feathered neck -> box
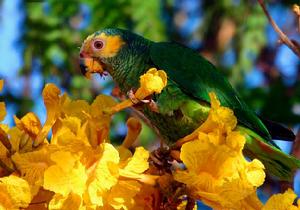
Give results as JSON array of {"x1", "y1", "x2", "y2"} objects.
[{"x1": 105, "y1": 35, "x2": 152, "y2": 93}]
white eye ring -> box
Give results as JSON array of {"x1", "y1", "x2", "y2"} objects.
[{"x1": 92, "y1": 39, "x2": 104, "y2": 50}]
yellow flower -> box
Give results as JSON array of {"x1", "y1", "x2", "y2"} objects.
[
  {"x1": 176, "y1": 92, "x2": 237, "y2": 146},
  {"x1": 107, "y1": 180, "x2": 141, "y2": 210},
  {"x1": 199, "y1": 92, "x2": 237, "y2": 135},
  {"x1": 34, "y1": 83, "x2": 65, "y2": 146},
  {"x1": 59, "y1": 94, "x2": 116, "y2": 147},
  {"x1": 1, "y1": 81, "x2": 279, "y2": 210},
  {"x1": 43, "y1": 151, "x2": 87, "y2": 197},
  {"x1": 48, "y1": 193, "x2": 82, "y2": 210},
  {"x1": 61, "y1": 96, "x2": 90, "y2": 120},
  {"x1": 8, "y1": 127, "x2": 33, "y2": 153},
  {"x1": 84, "y1": 144, "x2": 153, "y2": 209},
  {"x1": 0, "y1": 184, "x2": 14, "y2": 210},
  {"x1": 33, "y1": 83, "x2": 116, "y2": 148},
  {"x1": 14, "y1": 112, "x2": 42, "y2": 140},
  {"x1": 262, "y1": 188, "x2": 300, "y2": 210},
  {"x1": 0, "y1": 80, "x2": 3, "y2": 91},
  {"x1": 85, "y1": 143, "x2": 120, "y2": 207},
  {"x1": 120, "y1": 147, "x2": 157, "y2": 185},
  {"x1": 0, "y1": 102, "x2": 5, "y2": 123},
  {"x1": 174, "y1": 93, "x2": 265, "y2": 210},
  {"x1": 120, "y1": 117, "x2": 142, "y2": 151},
  {"x1": 85, "y1": 95, "x2": 116, "y2": 146},
  {"x1": 135, "y1": 68, "x2": 167, "y2": 100},
  {"x1": 11, "y1": 147, "x2": 52, "y2": 196},
  {"x1": 0, "y1": 175, "x2": 32, "y2": 209},
  {"x1": 50, "y1": 116, "x2": 90, "y2": 151},
  {"x1": 104, "y1": 68, "x2": 167, "y2": 115},
  {"x1": 0, "y1": 81, "x2": 158, "y2": 209}
]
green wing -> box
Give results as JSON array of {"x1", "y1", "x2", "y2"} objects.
[{"x1": 150, "y1": 42, "x2": 271, "y2": 141}]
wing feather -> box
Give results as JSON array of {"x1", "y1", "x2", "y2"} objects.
[{"x1": 150, "y1": 42, "x2": 271, "y2": 141}]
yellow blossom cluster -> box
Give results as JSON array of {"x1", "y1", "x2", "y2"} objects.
[
  {"x1": 174, "y1": 93, "x2": 265, "y2": 209},
  {"x1": 0, "y1": 77, "x2": 158, "y2": 209},
  {"x1": 263, "y1": 188, "x2": 300, "y2": 210},
  {"x1": 0, "y1": 68, "x2": 299, "y2": 210},
  {"x1": 173, "y1": 93, "x2": 300, "y2": 210}
]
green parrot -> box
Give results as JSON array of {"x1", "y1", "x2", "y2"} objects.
[{"x1": 79, "y1": 28, "x2": 299, "y2": 181}]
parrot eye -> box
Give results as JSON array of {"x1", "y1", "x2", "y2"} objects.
[{"x1": 92, "y1": 40, "x2": 104, "y2": 50}]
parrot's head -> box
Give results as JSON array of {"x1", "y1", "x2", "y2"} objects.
[{"x1": 79, "y1": 28, "x2": 149, "y2": 79}]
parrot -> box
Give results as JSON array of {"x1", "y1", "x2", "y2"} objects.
[{"x1": 79, "y1": 28, "x2": 299, "y2": 181}]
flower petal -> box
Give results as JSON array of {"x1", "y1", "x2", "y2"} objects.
[
  {"x1": 0, "y1": 175, "x2": 31, "y2": 208},
  {"x1": 263, "y1": 188, "x2": 299, "y2": 210},
  {"x1": 43, "y1": 152, "x2": 87, "y2": 196},
  {"x1": 49, "y1": 193, "x2": 82, "y2": 210}
]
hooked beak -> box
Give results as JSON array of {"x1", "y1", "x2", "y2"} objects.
[{"x1": 79, "y1": 54, "x2": 107, "y2": 78}]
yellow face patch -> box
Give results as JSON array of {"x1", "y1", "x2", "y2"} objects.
[{"x1": 83, "y1": 33, "x2": 125, "y2": 58}]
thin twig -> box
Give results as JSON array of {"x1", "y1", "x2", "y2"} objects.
[{"x1": 258, "y1": 0, "x2": 300, "y2": 58}]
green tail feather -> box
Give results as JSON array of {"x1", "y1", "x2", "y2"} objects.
[{"x1": 238, "y1": 126, "x2": 300, "y2": 181}]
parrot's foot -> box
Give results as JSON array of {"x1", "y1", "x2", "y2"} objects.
[
  {"x1": 128, "y1": 89, "x2": 151, "y2": 104},
  {"x1": 128, "y1": 89, "x2": 140, "y2": 104},
  {"x1": 128, "y1": 89, "x2": 159, "y2": 113}
]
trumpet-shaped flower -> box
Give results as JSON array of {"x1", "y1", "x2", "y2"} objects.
[
  {"x1": 11, "y1": 147, "x2": 52, "y2": 196},
  {"x1": 84, "y1": 144, "x2": 153, "y2": 209},
  {"x1": 262, "y1": 188, "x2": 300, "y2": 210},
  {"x1": 14, "y1": 112, "x2": 42, "y2": 140},
  {"x1": 43, "y1": 151, "x2": 87, "y2": 196},
  {"x1": 48, "y1": 193, "x2": 82, "y2": 210},
  {"x1": 135, "y1": 68, "x2": 168, "y2": 99},
  {"x1": 106, "y1": 68, "x2": 167, "y2": 115},
  {"x1": 34, "y1": 84, "x2": 64, "y2": 146},
  {"x1": 1, "y1": 82, "x2": 153, "y2": 209},
  {"x1": 0, "y1": 74, "x2": 295, "y2": 210},
  {"x1": 174, "y1": 93, "x2": 265, "y2": 210},
  {"x1": 0, "y1": 175, "x2": 31, "y2": 209}
]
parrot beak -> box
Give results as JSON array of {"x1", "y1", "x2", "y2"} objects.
[{"x1": 79, "y1": 57, "x2": 107, "y2": 79}]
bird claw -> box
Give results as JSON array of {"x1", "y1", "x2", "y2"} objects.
[
  {"x1": 127, "y1": 89, "x2": 159, "y2": 112},
  {"x1": 127, "y1": 89, "x2": 140, "y2": 104}
]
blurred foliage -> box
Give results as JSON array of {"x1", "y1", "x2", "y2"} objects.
[
  {"x1": 3, "y1": 0, "x2": 300, "y2": 144},
  {"x1": 23, "y1": 0, "x2": 166, "y2": 101},
  {"x1": 196, "y1": 1, "x2": 267, "y2": 86}
]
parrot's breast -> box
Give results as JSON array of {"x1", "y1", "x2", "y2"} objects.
[{"x1": 141, "y1": 106, "x2": 203, "y2": 143}]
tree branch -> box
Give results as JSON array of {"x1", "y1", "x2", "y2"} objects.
[{"x1": 258, "y1": 0, "x2": 300, "y2": 58}]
